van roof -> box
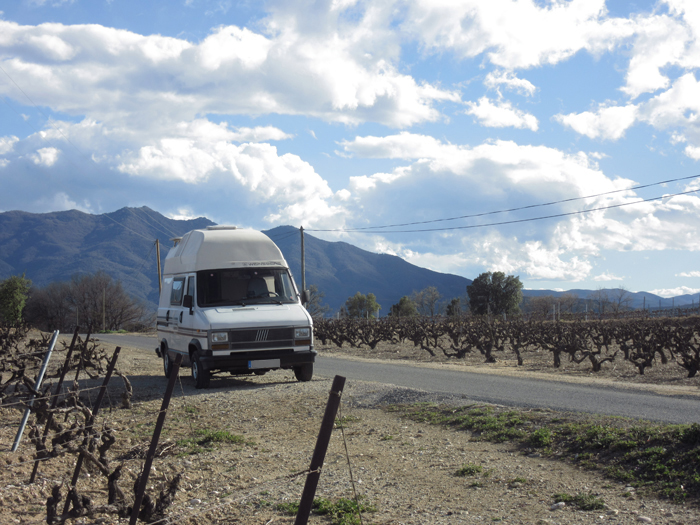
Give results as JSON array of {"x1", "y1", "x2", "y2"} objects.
[{"x1": 163, "y1": 227, "x2": 288, "y2": 275}]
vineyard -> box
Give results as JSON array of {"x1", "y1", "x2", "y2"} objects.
[{"x1": 314, "y1": 314, "x2": 700, "y2": 378}]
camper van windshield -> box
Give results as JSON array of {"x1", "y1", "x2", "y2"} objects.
[{"x1": 197, "y1": 268, "x2": 298, "y2": 306}]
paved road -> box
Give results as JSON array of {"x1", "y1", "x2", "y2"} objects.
[{"x1": 95, "y1": 333, "x2": 700, "y2": 424}]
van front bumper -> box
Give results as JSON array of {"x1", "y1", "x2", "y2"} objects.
[{"x1": 200, "y1": 348, "x2": 316, "y2": 373}]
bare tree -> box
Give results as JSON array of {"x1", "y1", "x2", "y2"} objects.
[
  {"x1": 411, "y1": 286, "x2": 442, "y2": 317},
  {"x1": 525, "y1": 295, "x2": 556, "y2": 318},
  {"x1": 609, "y1": 287, "x2": 633, "y2": 316},
  {"x1": 589, "y1": 289, "x2": 611, "y2": 316},
  {"x1": 559, "y1": 293, "x2": 580, "y2": 314},
  {"x1": 27, "y1": 271, "x2": 150, "y2": 332}
]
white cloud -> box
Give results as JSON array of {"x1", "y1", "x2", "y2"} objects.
[
  {"x1": 0, "y1": 159, "x2": 9, "y2": 168},
  {"x1": 167, "y1": 207, "x2": 198, "y2": 220},
  {"x1": 0, "y1": 136, "x2": 18, "y2": 154},
  {"x1": 678, "y1": 271, "x2": 700, "y2": 277},
  {"x1": 484, "y1": 70, "x2": 536, "y2": 97},
  {"x1": 402, "y1": 0, "x2": 635, "y2": 69},
  {"x1": 593, "y1": 272, "x2": 624, "y2": 281},
  {"x1": 465, "y1": 97, "x2": 538, "y2": 131},
  {"x1": 229, "y1": 126, "x2": 293, "y2": 142},
  {"x1": 30, "y1": 146, "x2": 59, "y2": 166},
  {"x1": 554, "y1": 104, "x2": 638, "y2": 140},
  {"x1": 118, "y1": 137, "x2": 343, "y2": 227},
  {"x1": 649, "y1": 286, "x2": 700, "y2": 297},
  {"x1": 0, "y1": 17, "x2": 459, "y2": 128},
  {"x1": 337, "y1": 132, "x2": 700, "y2": 280}
]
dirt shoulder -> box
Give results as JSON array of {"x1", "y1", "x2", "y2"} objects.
[{"x1": 1, "y1": 338, "x2": 698, "y2": 525}]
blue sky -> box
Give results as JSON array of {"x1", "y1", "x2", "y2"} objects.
[{"x1": 1, "y1": 0, "x2": 700, "y2": 297}]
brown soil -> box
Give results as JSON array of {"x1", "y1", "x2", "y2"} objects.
[{"x1": 0, "y1": 336, "x2": 698, "y2": 525}]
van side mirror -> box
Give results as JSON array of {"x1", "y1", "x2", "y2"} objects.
[
  {"x1": 183, "y1": 294, "x2": 193, "y2": 310},
  {"x1": 301, "y1": 289, "x2": 310, "y2": 305}
]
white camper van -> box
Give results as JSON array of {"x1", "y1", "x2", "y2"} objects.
[{"x1": 155, "y1": 226, "x2": 315, "y2": 388}]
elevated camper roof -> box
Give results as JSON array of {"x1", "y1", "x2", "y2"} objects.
[{"x1": 163, "y1": 226, "x2": 288, "y2": 275}]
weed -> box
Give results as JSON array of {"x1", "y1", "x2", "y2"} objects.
[
  {"x1": 529, "y1": 428, "x2": 553, "y2": 448},
  {"x1": 336, "y1": 415, "x2": 361, "y2": 427},
  {"x1": 391, "y1": 402, "x2": 700, "y2": 503},
  {"x1": 455, "y1": 463, "x2": 483, "y2": 477},
  {"x1": 380, "y1": 434, "x2": 395, "y2": 441},
  {"x1": 553, "y1": 492, "x2": 606, "y2": 511},
  {"x1": 277, "y1": 497, "x2": 376, "y2": 525},
  {"x1": 276, "y1": 501, "x2": 299, "y2": 515},
  {"x1": 176, "y1": 428, "x2": 250, "y2": 455}
]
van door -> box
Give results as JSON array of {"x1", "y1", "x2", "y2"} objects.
[
  {"x1": 178, "y1": 275, "x2": 200, "y2": 354},
  {"x1": 168, "y1": 276, "x2": 186, "y2": 352}
]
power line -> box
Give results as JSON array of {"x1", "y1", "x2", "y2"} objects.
[
  {"x1": 308, "y1": 187, "x2": 700, "y2": 234},
  {"x1": 325, "y1": 174, "x2": 700, "y2": 232}
]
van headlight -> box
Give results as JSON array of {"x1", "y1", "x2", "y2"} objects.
[
  {"x1": 211, "y1": 332, "x2": 228, "y2": 343},
  {"x1": 295, "y1": 327, "x2": 310, "y2": 338}
]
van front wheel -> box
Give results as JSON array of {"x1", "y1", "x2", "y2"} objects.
[
  {"x1": 163, "y1": 350, "x2": 173, "y2": 379},
  {"x1": 294, "y1": 363, "x2": 313, "y2": 382},
  {"x1": 192, "y1": 351, "x2": 210, "y2": 389}
]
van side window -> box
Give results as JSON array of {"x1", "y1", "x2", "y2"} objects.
[
  {"x1": 170, "y1": 277, "x2": 185, "y2": 305},
  {"x1": 186, "y1": 276, "x2": 195, "y2": 304}
]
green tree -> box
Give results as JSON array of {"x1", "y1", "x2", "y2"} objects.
[
  {"x1": 343, "y1": 292, "x2": 381, "y2": 318},
  {"x1": 389, "y1": 296, "x2": 418, "y2": 317},
  {"x1": 305, "y1": 284, "x2": 331, "y2": 319},
  {"x1": 446, "y1": 297, "x2": 462, "y2": 317},
  {"x1": 466, "y1": 271, "x2": 523, "y2": 316},
  {"x1": 0, "y1": 273, "x2": 32, "y2": 325}
]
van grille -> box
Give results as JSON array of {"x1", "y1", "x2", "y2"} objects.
[{"x1": 227, "y1": 327, "x2": 294, "y2": 351}]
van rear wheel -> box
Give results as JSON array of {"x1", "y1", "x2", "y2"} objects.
[
  {"x1": 192, "y1": 351, "x2": 210, "y2": 389},
  {"x1": 294, "y1": 363, "x2": 313, "y2": 382}
]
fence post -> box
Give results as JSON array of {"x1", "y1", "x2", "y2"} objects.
[
  {"x1": 12, "y1": 330, "x2": 60, "y2": 452},
  {"x1": 295, "y1": 375, "x2": 346, "y2": 525},
  {"x1": 63, "y1": 346, "x2": 121, "y2": 515},
  {"x1": 129, "y1": 353, "x2": 183, "y2": 525},
  {"x1": 30, "y1": 327, "x2": 80, "y2": 483}
]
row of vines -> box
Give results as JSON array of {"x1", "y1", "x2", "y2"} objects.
[{"x1": 314, "y1": 315, "x2": 700, "y2": 377}]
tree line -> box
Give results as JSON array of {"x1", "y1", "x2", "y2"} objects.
[
  {"x1": 309, "y1": 271, "x2": 642, "y2": 320},
  {"x1": 0, "y1": 271, "x2": 152, "y2": 332}
]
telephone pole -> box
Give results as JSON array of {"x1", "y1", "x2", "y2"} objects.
[
  {"x1": 300, "y1": 227, "x2": 306, "y2": 305},
  {"x1": 156, "y1": 239, "x2": 162, "y2": 296}
]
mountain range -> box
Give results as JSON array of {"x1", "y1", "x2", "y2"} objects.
[{"x1": 0, "y1": 206, "x2": 695, "y2": 314}]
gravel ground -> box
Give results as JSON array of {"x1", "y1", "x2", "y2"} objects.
[{"x1": 1, "y1": 337, "x2": 698, "y2": 525}]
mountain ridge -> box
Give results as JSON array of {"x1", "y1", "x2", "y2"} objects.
[{"x1": 0, "y1": 207, "x2": 694, "y2": 314}]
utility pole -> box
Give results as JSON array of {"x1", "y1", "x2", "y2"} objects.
[
  {"x1": 300, "y1": 227, "x2": 306, "y2": 304},
  {"x1": 156, "y1": 239, "x2": 162, "y2": 296}
]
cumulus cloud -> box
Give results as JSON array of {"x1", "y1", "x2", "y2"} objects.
[
  {"x1": 593, "y1": 272, "x2": 624, "y2": 281},
  {"x1": 484, "y1": 70, "x2": 536, "y2": 97},
  {"x1": 0, "y1": 17, "x2": 459, "y2": 129},
  {"x1": 465, "y1": 97, "x2": 538, "y2": 131},
  {"x1": 554, "y1": 104, "x2": 638, "y2": 140},
  {"x1": 678, "y1": 271, "x2": 700, "y2": 277},
  {"x1": 229, "y1": 126, "x2": 293, "y2": 142},
  {"x1": 118, "y1": 136, "x2": 343, "y2": 227},
  {"x1": 649, "y1": 286, "x2": 700, "y2": 297},
  {"x1": 30, "y1": 147, "x2": 60, "y2": 166},
  {"x1": 402, "y1": 0, "x2": 635, "y2": 69},
  {"x1": 0, "y1": 136, "x2": 19, "y2": 155},
  {"x1": 336, "y1": 132, "x2": 700, "y2": 280}
]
